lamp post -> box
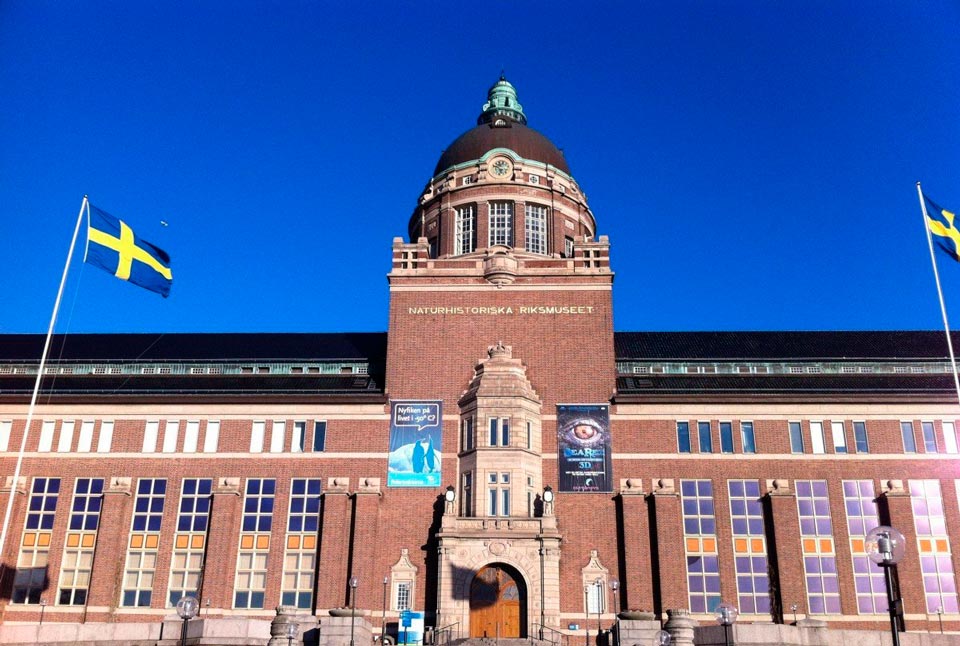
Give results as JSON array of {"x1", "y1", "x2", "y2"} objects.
[
  {"x1": 594, "y1": 578, "x2": 603, "y2": 645},
  {"x1": 653, "y1": 630, "x2": 671, "y2": 646},
  {"x1": 39, "y1": 598, "x2": 47, "y2": 625},
  {"x1": 382, "y1": 576, "x2": 389, "y2": 643},
  {"x1": 610, "y1": 579, "x2": 619, "y2": 646},
  {"x1": 715, "y1": 602, "x2": 738, "y2": 646},
  {"x1": 583, "y1": 586, "x2": 590, "y2": 646},
  {"x1": 349, "y1": 576, "x2": 360, "y2": 646},
  {"x1": 790, "y1": 603, "x2": 798, "y2": 625},
  {"x1": 865, "y1": 525, "x2": 906, "y2": 646},
  {"x1": 175, "y1": 595, "x2": 199, "y2": 646},
  {"x1": 937, "y1": 606, "x2": 944, "y2": 634},
  {"x1": 286, "y1": 621, "x2": 300, "y2": 646}
]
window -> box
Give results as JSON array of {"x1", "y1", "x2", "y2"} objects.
[
  {"x1": 270, "y1": 421, "x2": 286, "y2": 453},
  {"x1": 0, "y1": 420, "x2": 10, "y2": 451},
  {"x1": 488, "y1": 472, "x2": 510, "y2": 516},
  {"x1": 58, "y1": 478, "x2": 103, "y2": 606},
  {"x1": 282, "y1": 479, "x2": 321, "y2": 609},
  {"x1": 396, "y1": 581, "x2": 411, "y2": 611},
  {"x1": 681, "y1": 479, "x2": 720, "y2": 613},
  {"x1": 94, "y1": 421, "x2": 111, "y2": 453},
  {"x1": 830, "y1": 422, "x2": 847, "y2": 454},
  {"x1": 162, "y1": 420, "x2": 179, "y2": 453},
  {"x1": 944, "y1": 421, "x2": 958, "y2": 454},
  {"x1": 719, "y1": 422, "x2": 734, "y2": 453},
  {"x1": 38, "y1": 420, "x2": 54, "y2": 452},
  {"x1": 525, "y1": 204, "x2": 548, "y2": 254},
  {"x1": 728, "y1": 480, "x2": 770, "y2": 614},
  {"x1": 250, "y1": 421, "x2": 266, "y2": 452},
  {"x1": 312, "y1": 421, "x2": 327, "y2": 451},
  {"x1": 529, "y1": 174, "x2": 540, "y2": 185},
  {"x1": 741, "y1": 422, "x2": 756, "y2": 454},
  {"x1": 57, "y1": 420, "x2": 74, "y2": 452},
  {"x1": 203, "y1": 421, "x2": 220, "y2": 453},
  {"x1": 922, "y1": 422, "x2": 938, "y2": 453},
  {"x1": 564, "y1": 236, "x2": 574, "y2": 258},
  {"x1": 841, "y1": 480, "x2": 886, "y2": 614},
  {"x1": 676, "y1": 422, "x2": 690, "y2": 452},
  {"x1": 526, "y1": 421, "x2": 532, "y2": 449},
  {"x1": 586, "y1": 580, "x2": 606, "y2": 614},
  {"x1": 143, "y1": 420, "x2": 159, "y2": 453},
  {"x1": 489, "y1": 418, "x2": 509, "y2": 446},
  {"x1": 455, "y1": 205, "x2": 476, "y2": 255},
  {"x1": 168, "y1": 478, "x2": 211, "y2": 606},
  {"x1": 462, "y1": 175, "x2": 474, "y2": 186},
  {"x1": 698, "y1": 421, "x2": 713, "y2": 453},
  {"x1": 462, "y1": 417, "x2": 474, "y2": 451},
  {"x1": 291, "y1": 421, "x2": 306, "y2": 453},
  {"x1": 853, "y1": 421, "x2": 869, "y2": 453},
  {"x1": 910, "y1": 480, "x2": 959, "y2": 612},
  {"x1": 123, "y1": 479, "x2": 166, "y2": 607},
  {"x1": 183, "y1": 421, "x2": 200, "y2": 453},
  {"x1": 789, "y1": 421, "x2": 804, "y2": 453},
  {"x1": 13, "y1": 478, "x2": 60, "y2": 604},
  {"x1": 795, "y1": 480, "x2": 840, "y2": 614},
  {"x1": 462, "y1": 472, "x2": 473, "y2": 517},
  {"x1": 235, "y1": 479, "x2": 275, "y2": 609},
  {"x1": 488, "y1": 202, "x2": 513, "y2": 246},
  {"x1": 901, "y1": 421, "x2": 917, "y2": 453},
  {"x1": 810, "y1": 421, "x2": 825, "y2": 454}
]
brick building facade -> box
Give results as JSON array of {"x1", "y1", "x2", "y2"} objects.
[{"x1": 0, "y1": 77, "x2": 958, "y2": 641}]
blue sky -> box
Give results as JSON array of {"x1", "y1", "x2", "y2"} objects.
[{"x1": 1, "y1": 1, "x2": 959, "y2": 334}]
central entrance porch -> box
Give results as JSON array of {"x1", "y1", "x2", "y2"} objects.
[{"x1": 469, "y1": 564, "x2": 525, "y2": 638}]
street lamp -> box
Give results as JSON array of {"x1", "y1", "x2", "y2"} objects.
[
  {"x1": 176, "y1": 595, "x2": 200, "y2": 646},
  {"x1": 937, "y1": 606, "x2": 944, "y2": 634},
  {"x1": 39, "y1": 598, "x2": 47, "y2": 625},
  {"x1": 866, "y1": 526, "x2": 906, "y2": 646},
  {"x1": 349, "y1": 576, "x2": 360, "y2": 646},
  {"x1": 382, "y1": 576, "x2": 389, "y2": 643},
  {"x1": 715, "y1": 602, "x2": 738, "y2": 646},
  {"x1": 790, "y1": 603, "x2": 798, "y2": 624},
  {"x1": 609, "y1": 579, "x2": 619, "y2": 646},
  {"x1": 286, "y1": 621, "x2": 300, "y2": 646},
  {"x1": 594, "y1": 578, "x2": 603, "y2": 645},
  {"x1": 653, "y1": 630, "x2": 671, "y2": 646}
]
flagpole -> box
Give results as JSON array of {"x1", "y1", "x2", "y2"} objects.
[
  {"x1": 917, "y1": 182, "x2": 960, "y2": 408},
  {"x1": 0, "y1": 195, "x2": 89, "y2": 586}
]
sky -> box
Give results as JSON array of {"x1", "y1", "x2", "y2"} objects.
[{"x1": 1, "y1": 1, "x2": 959, "y2": 335}]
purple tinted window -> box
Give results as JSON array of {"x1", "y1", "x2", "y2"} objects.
[
  {"x1": 682, "y1": 479, "x2": 721, "y2": 614},
  {"x1": 797, "y1": 480, "x2": 840, "y2": 614},
  {"x1": 729, "y1": 480, "x2": 770, "y2": 615},
  {"x1": 910, "y1": 480, "x2": 958, "y2": 613}
]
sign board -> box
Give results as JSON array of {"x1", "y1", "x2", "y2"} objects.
[
  {"x1": 388, "y1": 401, "x2": 442, "y2": 487},
  {"x1": 557, "y1": 404, "x2": 613, "y2": 492},
  {"x1": 398, "y1": 610, "x2": 424, "y2": 645}
]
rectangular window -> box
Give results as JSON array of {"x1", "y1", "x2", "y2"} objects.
[
  {"x1": 396, "y1": 582, "x2": 411, "y2": 611},
  {"x1": 501, "y1": 489, "x2": 511, "y2": 516},
  {"x1": 168, "y1": 478, "x2": 212, "y2": 607},
  {"x1": 462, "y1": 472, "x2": 473, "y2": 517},
  {"x1": 57, "y1": 420, "x2": 75, "y2": 452},
  {"x1": 741, "y1": 422, "x2": 756, "y2": 454},
  {"x1": 901, "y1": 421, "x2": 917, "y2": 453},
  {"x1": 677, "y1": 422, "x2": 690, "y2": 452},
  {"x1": 13, "y1": 478, "x2": 60, "y2": 604},
  {"x1": 910, "y1": 480, "x2": 959, "y2": 613},
  {"x1": 235, "y1": 478, "x2": 275, "y2": 609},
  {"x1": 830, "y1": 422, "x2": 847, "y2": 454},
  {"x1": 0, "y1": 420, "x2": 10, "y2": 451},
  {"x1": 526, "y1": 421, "x2": 532, "y2": 449},
  {"x1": 681, "y1": 479, "x2": 720, "y2": 613},
  {"x1": 122, "y1": 478, "x2": 166, "y2": 607},
  {"x1": 270, "y1": 421, "x2": 286, "y2": 453},
  {"x1": 810, "y1": 421, "x2": 826, "y2": 454},
  {"x1": 203, "y1": 421, "x2": 220, "y2": 453},
  {"x1": 853, "y1": 421, "x2": 869, "y2": 453},
  {"x1": 488, "y1": 201, "x2": 513, "y2": 247},
  {"x1": 183, "y1": 421, "x2": 200, "y2": 453},
  {"x1": 143, "y1": 420, "x2": 159, "y2": 453},
  {"x1": 944, "y1": 421, "x2": 958, "y2": 454},
  {"x1": 455, "y1": 205, "x2": 476, "y2": 255},
  {"x1": 38, "y1": 420, "x2": 55, "y2": 452},
  {"x1": 291, "y1": 421, "x2": 305, "y2": 453},
  {"x1": 564, "y1": 236, "x2": 574, "y2": 258},
  {"x1": 841, "y1": 480, "x2": 886, "y2": 614},
  {"x1": 162, "y1": 420, "x2": 179, "y2": 453},
  {"x1": 489, "y1": 418, "x2": 497, "y2": 446},
  {"x1": 698, "y1": 421, "x2": 713, "y2": 453},
  {"x1": 462, "y1": 417, "x2": 474, "y2": 451},
  {"x1": 501, "y1": 418, "x2": 509, "y2": 446},
  {"x1": 282, "y1": 479, "x2": 321, "y2": 609},
  {"x1": 525, "y1": 204, "x2": 548, "y2": 254},
  {"x1": 77, "y1": 419, "x2": 95, "y2": 453},
  {"x1": 312, "y1": 421, "x2": 327, "y2": 452},
  {"x1": 586, "y1": 581, "x2": 605, "y2": 614},
  {"x1": 922, "y1": 422, "x2": 938, "y2": 453},
  {"x1": 488, "y1": 488, "x2": 498, "y2": 516},
  {"x1": 795, "y1": 480, "x2": 840, "y2": 614},
  {"x1": 719, "y1": 422, "x2": 734, "y2": 453},
  {"x1": 728, "y1": 480, "x2": 770, "y2": 614},
  {"x1": 789, "y1": 421, "x2": 804, "y2": 453},
  {"x1": 250, "y1": 421, "x2": 265, "y2": 453},
  {"x1": 58, "y1": 478, "x2": 103, "y2": 606}
]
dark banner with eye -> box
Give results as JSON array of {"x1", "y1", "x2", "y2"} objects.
[{"x1": 556, "y1": 404, "x2": 612, "y2": 493}]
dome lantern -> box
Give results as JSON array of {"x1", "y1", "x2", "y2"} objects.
[{"x1": 478, "y1": 74, "x2": 527, "y2": 126}]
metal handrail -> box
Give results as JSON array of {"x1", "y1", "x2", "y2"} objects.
[
  {"x1": 531, "y1": 623, "x2": 568, "y2": 646},
  {"x1": 434, "y1": 621, "x2": 461, "y2": 646}
]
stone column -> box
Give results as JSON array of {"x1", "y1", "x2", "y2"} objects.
[
  {"x1": 85, "y1": 476, "x2": 133, "y2": 617},
  {"x1": 617, "y1": 479, "x2": 652, "y2": 612},
  {"x1": 879, "y1": 479, "x2": 922, "y2": 629},
  {"x1": 651, "y1": 479, "x2": 686, "y2": 616},
  {"x1": 316, "y1": 478, "x2": 352, "y2": 611},
  {"x1": 663, "y1": 609, "x2": 696, "y2": 646},
  {"x1": 199, "y1": 477, "x2": 242, "y2": 613},
  {"x1": 765, "y1": 479, "x2": 804, "y2": 623}
]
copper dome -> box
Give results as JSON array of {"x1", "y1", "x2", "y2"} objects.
[{"x1": 433, "y1": 121, "x2": 570, "y2": 177}]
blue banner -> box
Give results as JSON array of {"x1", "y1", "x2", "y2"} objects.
[
  {"x1": 387, "y1": 401, "x2": 442, "y2": 487},
  {"x1": 557, "y1": 404, "x2": 612, "y2": 493}
]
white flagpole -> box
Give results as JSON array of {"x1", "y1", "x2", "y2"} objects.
[
  {"x1": 0, "y1": 196, "x2": 89, "y2": 584},
  {"x1": 917, "y1": 182, "x2": 960, "y2": 407}
]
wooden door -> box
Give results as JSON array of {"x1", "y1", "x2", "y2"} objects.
[{"x1": 470, "y1": 565, "x2": 522, "y2": 638}]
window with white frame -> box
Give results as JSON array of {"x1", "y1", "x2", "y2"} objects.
[
  {"x1": 270, "y1": 421, "x2": 286, "y2": 453},
  {"x1": 162, "y1": 420, "x2": 179, "y2": 453},
  {"x1": 282, "y1": 478, "x2": 321, "y2": 609},
  {"x1": 80, "y1": 420, "x2": 96, "y2": 452},
  {"x1": 0, "y1": 420, "x2": 11, "y2": 451},
  {"x1": 810, "y1": 421, "x2": 826, "y2": 454},
  {"x1": 525, "y1": 204, "x2": 548, "y2": 254},
  {"x1": 488, "y1": 202, "x2": 513, "y2": 247},
  {"x1": 235, "y1": 478, "x2": 275, "y2": 609},
  {"x1": 586, "y1": 579, "x2": 606, "y2": 614},
  {"x1": 489, "y1": 417, "x2": 509, "y2": 446},
  {"x1": 143, "y1": 420, "x2": 159, "y2": 453},
  {"x1": 58, "y1": 477, "x2": 103, "y2": 606},
  {"x1": 122, "y1": 478, "x2": 166, "y2": 607},
  {"x1": 13, "y1": 477, "x2": 60, "y2": 604},
  {"x1": 57, "y1": 420, "x2": 74, "y2": 452},
  {"x1": 564, "y1": 236, "x2": 574, "y2": 258},
  {"x1": 922, "y1": 422, "x2": 938, "y2": 453},
  {"x1": 38, "y1": 420, "x2": 55, "y2": 452},
  {"x1": 462, "y1": 471, "x2": 473, "y2": 517},
  {"x1": 487, "y1": 472, "x2": 510, "y2": 516},
  {"x1": 203, "y1": 421, "x2": 220, "y2": 453},
  {"x1": 396, "y1": 581, "x2": 411, "y2": 610},
  {"x1": 455, "y1": 205, "x2": 476, "y2": 255},
  {"x1": 944, "y1": 421, "x2": 958, "y2": 454},
  {"x1": 250, "y1": 421, "x2": 266, "y2": 453},
  {"x1": 462, "y1": 416, "x2": 474, "y2": 451},
  {"x1": 312, "y1": 421, "x2": 327, "y2": 451},
  {"x1": 291, "y1": 421, "x2": 306, "y2": 453},
  {"x1": 830, "y1": 421, "x2": 847, "y2": 454},
  {"x1": 167, "y1": 478, "x2": 211, "y2": 607},
  {"x1": 183, "y1": 421, "x2": 200, "y2": 453}
]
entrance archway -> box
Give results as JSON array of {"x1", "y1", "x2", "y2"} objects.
[{"x1": 469, "y1": 563, "x2": 526, "y2": 638}]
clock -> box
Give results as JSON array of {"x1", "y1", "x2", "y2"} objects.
[{"x1": 491, "y1": 159, "x2": 511, "y2": 177}]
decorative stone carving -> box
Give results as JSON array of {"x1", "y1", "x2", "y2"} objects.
[
  {"x1": 620, "y1": 478, "x2": 644, "y2": 496},
  {"x1": 881, "y1": 479, "x2": 906, "y2": 494},
  {"x1": 106, "y1": 476, "x2": 132, "y2": 495},
  {"x1": 214, "y1": 477, "x2": 241, "y2": 495},
  {"x1": 766, "y1": 478, "x2": 791, "y2": 495},
  {"x1": 652, "y1": 478, "x2": 675, "y2": 495},
  {"x1": 326, "y1": 477, "x2": 350, "y2": 494},
  {"x1": 482, "y1": 247, "x2": 518, "y2": 285},
  {"x1": 356, "y1": 477, "x2": 381, "y2": 496}
]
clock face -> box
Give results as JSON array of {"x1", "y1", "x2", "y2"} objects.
[{"x1": 491, "y1": 159, "x2": 511, "y2": 177}]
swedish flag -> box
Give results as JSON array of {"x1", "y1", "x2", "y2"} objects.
[
  {"x1": 925, "y1": 193, "x2": 960, "y2": 263},
  {"x1": 85, "y1": 204, "x2": 173, "y2": 297}
]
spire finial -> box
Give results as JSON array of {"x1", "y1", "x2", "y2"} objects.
[{"x1": 478, "y1": 75, "x2": 527, "y2": 126}]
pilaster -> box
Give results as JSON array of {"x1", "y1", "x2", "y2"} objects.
[
  {"x1": 650, "y1": 479, "x2": 685, "y2": 615},
  {"x1": 199, "y1": 477, "x2": 242, "y2": 613},
  {"x1": 765, "y1": 478, "x2": 804, "y2": 623},
  {"x1": 86, "y1": 477, "x2": 133, "y2": 616},
  {"x1": 617, "y1": 479, "x2": 651, "y2": 612},
  {"x1": 316, "y1": 477, "x2": 353, "y2": 610},
  {"x1": 351, "y1": 478, "x2": 382, "y2": 612},
  {"x1": 879, "y1": 479, "x2": 922, "y2": 627}
]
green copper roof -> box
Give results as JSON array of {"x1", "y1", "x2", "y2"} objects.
[{"x1": 477, "y1": 74, "x2": 527, "y2": 126}]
